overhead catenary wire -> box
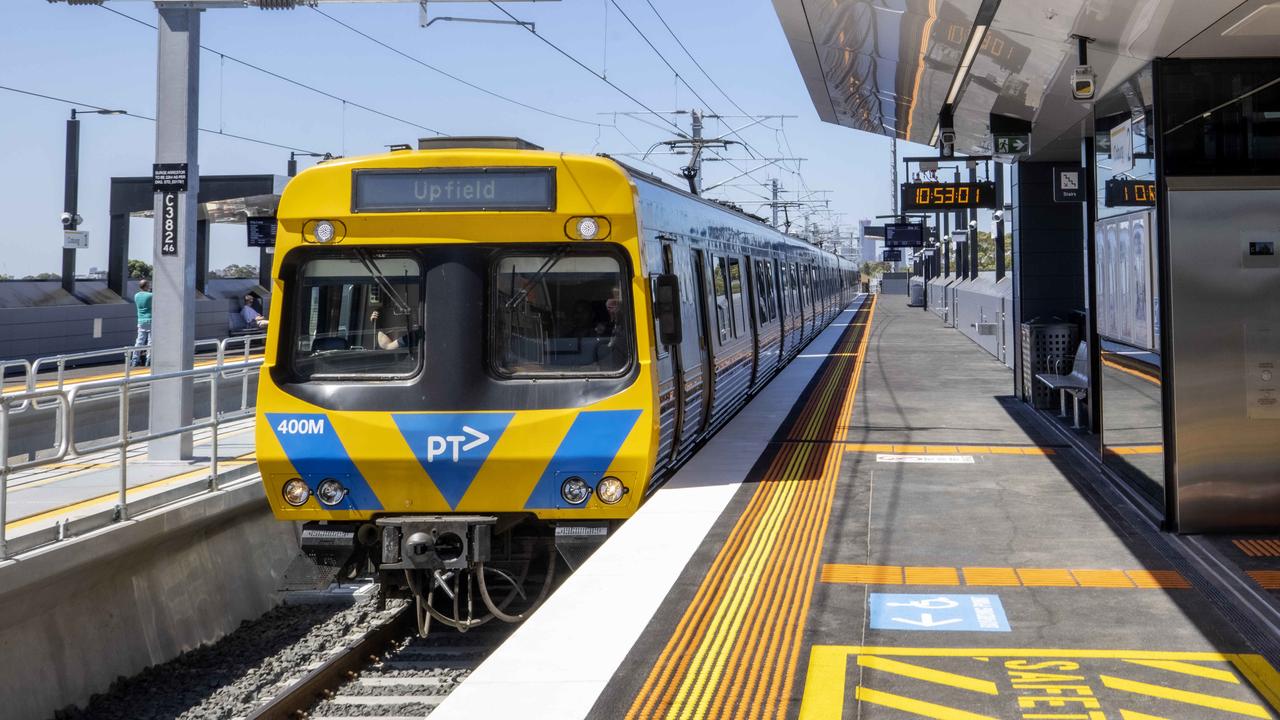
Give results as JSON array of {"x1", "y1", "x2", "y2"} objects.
[
  {"x1": 484, "y1": 0, "x2": 685, "y2": 136},
  {"x1": 641, "y1": 0, "x2": 752, "y2": 119},
  {"x1": 0, "y1": 84, "x2": 323, "y2": 154},
  {"x1": 314, "y1": 7, "x2": 602, "y2": 129},
  {"x1": 99, "y1": 5, "x2": 446, "y2": 136}
]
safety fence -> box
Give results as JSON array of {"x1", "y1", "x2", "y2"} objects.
[{"x1": 0, "y1": 335, "x2": 265, "y2": 559}]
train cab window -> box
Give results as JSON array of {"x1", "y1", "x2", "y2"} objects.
[
  {"x1": 491, "y1": 252, "x2": 632, "y2": 377},
  {"x1": 712, "y1": 256, "x2": 730, "y2": 342},
  {"x1": 292, "y1": 253, "x2": 423, "y2": 379}
]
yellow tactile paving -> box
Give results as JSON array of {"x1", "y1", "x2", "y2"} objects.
[
  {"x1": 820, "y1": 564, "x2": 903, "y2": 585},
  {"x1": 903, "y1": 566, "x2": 960, "y2": 586},
  {"x1": 821, "y1": 564, "x2": 1192, "y2": 590},
  {"x1": 1104, "y1": 444, "x2": 1164, "y2": 456},
  {"x1": 1126, "y1": 570, "x2": 1193, "y2": 589},
  {"x1": 1235, "y1": 539, "x2": 1280, "y2": 558},
  {"x1": 1016, "y1": 568, "x2": 1078, "y2": 587},
  {"x1": 961, "y1": 567, "x2": 1021, "y2": 586},
  {"x1": 1247, "y1": 571, "x2": 1280, "y2": 590},
  {"x1": 1072, "y1": 569, "x2": 1137, "y2": 588}
]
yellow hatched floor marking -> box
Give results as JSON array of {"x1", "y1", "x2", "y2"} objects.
[
  {"x1": 822, "y1": 564, "x2": 1191, "y2": 590},
  {"x1": 857, "y1": 655, "x2": 997, "y2": 695},
  {"x1": 1017, "y1": 568, "x2": 1078, "y2": 587},
  {"x1": 904, "y1": 566, "x2": 961, "y2": 585},
  {"x1": 1124, "y1": 658, "x2": 1241, "y2": 684},
  {"x1": 854, "y1": 686, "x2": 996, "y2": 720},
  {"x1": 844, "y1": 443, "x2": 1059, "y2": 456},
  {"x1": 1100, "y1": 675, "x2": 1271, "y2": 718},
  {"x1": 1072, "y1": 569, "x2": 1136, "y2": 588}
]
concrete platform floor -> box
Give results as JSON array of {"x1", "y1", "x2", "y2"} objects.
[{"x1": 592, "y1": 297, "x2": 1280, "y2": 720}]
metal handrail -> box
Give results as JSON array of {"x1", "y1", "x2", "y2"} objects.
[{"x1": 0, "y1": 346, "x2": 264, "y2": 559}]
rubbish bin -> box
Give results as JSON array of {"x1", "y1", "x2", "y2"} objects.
[
  {"x1": 1020, "y1": 319, "x2": 1079, "y2": 408},
  {"x1": 907, "y1": 278, "x2": 925, "y2": 307}
]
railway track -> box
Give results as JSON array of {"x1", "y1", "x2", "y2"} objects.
[{"x1": 246, "y1": 601, "x2": 513, "y2": 720}]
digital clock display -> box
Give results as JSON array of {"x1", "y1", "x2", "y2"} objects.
[
  {"x1": 1104, "y1": 179, "x2": 1156, "y2": 207},
  {"x1": 900, "y1": 182, "x2": 998, "y2": 211}
]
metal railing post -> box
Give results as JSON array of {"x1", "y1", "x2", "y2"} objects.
[
  {"x1": 118, "y1": 364, "x2": 131, "y2": 522},
  {"x1": 0, "y1": 400, "x2": 10, "y2": 560},
  {"x1": 209, "y1": 354, "x2": 220, "y2": 491}
]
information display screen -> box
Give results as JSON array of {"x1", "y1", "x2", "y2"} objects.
[
  {"x1": 884, "y1": 222, "x2": 926, "y2": 248},
  {"x1": 882, "y1": 249, "x2": 903, "y2": 262},
  {"x1": 1104, "y1": 179, "x2": 1156, "y2": 207},
  {"x1": 900, "y1": 181, "x2": 998, "y2": 211},
  {"x1": 352, "y1": 167, "x2": 555, "y2": 212},
  {"x1": 246, "y1": 217, "x2": 277, "y2": 247}
]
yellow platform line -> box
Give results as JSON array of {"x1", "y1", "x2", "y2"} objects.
[
  {"x1": 1103, "y1": 356, "x2": 1162, "y2": 386},
  {"x1": 821, "y1": 564, "x2": 1191, "y2": 590},
  {"x1": 857, "y1": 656, "x2": 997, "y2": 695},
  {"x1": 1100, "y1": 675, "x2": 1271, "y2": 718},
  {"x1": 1105, "y1": 444, "x2": 1164, "y2": 456},
  {"x1": 843, "y1": 443, "x2": 1057, "y2": 456},
  {"x1": 25, "y1": 353, "x2": 263, "y2": 391},
  {"x1": 5, "y1": 452, "x2": 255, "y2": 531},
  {"x1": 1123, "y1": 659, "x2": 1241, "y2": 684},
  {"x1": 854, "y1": 686, "x2": 996, "y2": 720}
]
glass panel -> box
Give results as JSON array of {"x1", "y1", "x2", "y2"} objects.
[
  {"x1": 292, "y1": 254, "x2": 423, "y2": 378},
  {"x1": 728, "y1": 258, "x2": 745, "y2": 336},
  {"x1": 491, "y1": 253, "x2": 631, "y2": 376},
  {"x1": 712, "y1": 256, "x2": 730, "y2": 342},
  {"x1": 1159, "y1": 58, "x2": 1280, "y2": 176}
]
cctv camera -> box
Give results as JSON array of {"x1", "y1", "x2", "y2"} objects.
[
  {"x1": 939, "y1": 129, "x2": 957, "y2": 159},
  {"x1": 60, "y1": 212, "x2": 74, "y2": 227},
  {"x1": 993, "y1": 210, "x2": 1004, "y2": 222},
  {"x1": 968, "y1": 219, "x2": 978, "y2": 230},
  {"x1": 1071, "y1": 65, "x2": 1096, "y2": 101}
]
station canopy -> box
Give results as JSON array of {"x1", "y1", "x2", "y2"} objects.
[{"x1": 771, "y1": 0, "x2": 1280, "y2": 160}]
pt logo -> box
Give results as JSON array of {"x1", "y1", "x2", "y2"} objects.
[
  {"x1": 392, "y1": 413, "x2": 515, "y2": 509},
  {"x1": 426, "y1": 426, "x2": 490, "y2": 462}
]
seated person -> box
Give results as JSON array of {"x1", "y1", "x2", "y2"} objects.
[
  {"x1": 241, "y1": 293, "x2": 268, "y2": 328},
  {"x1": 370, "y1": 310, "x2": 423, "y2": 349}
]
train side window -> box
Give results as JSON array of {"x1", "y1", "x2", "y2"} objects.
[
  {"x1": 778, "y1": 263, "x2": 788, "y2": 316},
  {"x1": 711, "y1": 255, "x2": 730, "y2": 343},
  {"x1": 728, "y1": 257, "x2": 745, "y2": 338},
  {"x1": 753, "y1": 260, "x2": 769, "y2": 324},
  {"x1": 491, "y1": 251, "x2": 632, "y2": 377}
]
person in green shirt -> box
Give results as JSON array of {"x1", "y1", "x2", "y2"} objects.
[{"x1": 133, "y1": 279, "x2": 153, "y2": 367}]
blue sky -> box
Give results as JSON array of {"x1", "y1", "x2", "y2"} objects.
[{"x1": 0, "y1": 0, "x2": 928, "y2": 278}]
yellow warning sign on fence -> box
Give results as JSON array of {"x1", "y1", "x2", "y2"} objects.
[{"x1": 798, "y1": 647, "x2": 1280, "y2": 720}]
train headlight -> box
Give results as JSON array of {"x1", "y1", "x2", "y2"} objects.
[
  {"x1": 560, "y1": 476, "x2": 591, "y2": 505},
  {"x1": 313, "y1": 220, "x2": 337, "y2": 243},
  {"x1": 565, "y1": 216, "x2": 611, "y2": 240},
  {"x1": 316, "y1": 478, "x2": 348, "y2": 506},
  {"x1": 596, "y1": 476, "x2": 626, "y2": 505},
  {"x1": 282, "y1": 478, "x2": 310, "y2": 507}
]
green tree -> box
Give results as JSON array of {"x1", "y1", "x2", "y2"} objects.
[
  {"x1": 25, "y1": 272, "x2": 60, "y2": 280},
  {"x1": 0, "y1": 274, "x2": 13, "y2": 280},
  {"x1": 859, "y1": 261, "x2": 892, "y2": 279},
  {"x1": 212, "y1": 264, "x2": 258, "y2": 279},
  {"x1": 128, "y1": 259, "x2": 153, "y2": 279},
  {"x1": 975, "y1": 231, "x2": 1013, "y2": 273}
]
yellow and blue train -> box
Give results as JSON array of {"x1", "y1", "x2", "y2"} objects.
[{"x1": 256, "y1": 137, "x2": 855, "y2": 628}]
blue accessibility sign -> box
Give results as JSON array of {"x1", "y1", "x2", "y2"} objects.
[{"x1": 869, "y1": 593, "x2": 1010, "y2": 632}]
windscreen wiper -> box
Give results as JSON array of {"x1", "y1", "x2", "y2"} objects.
[
  {"x1": 354, "y1": 249, "x2": 411, "y2": 315},
  {"x1": 505, "y1": 246, "x2": 570, "y2": 309}
]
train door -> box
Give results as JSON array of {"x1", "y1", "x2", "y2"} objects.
[
  {"x1": 649, "y1": 240, "x2": 678, "y2": 475},
  {"x1": 665, "y1": 243, "x2": 709, "y2": 458},
  {"x1": 744, "y1": 254, "x2": 761, "y2": 387},
  {"x1": 776, "y1": 259, "x2": 789, "y2": 357}
]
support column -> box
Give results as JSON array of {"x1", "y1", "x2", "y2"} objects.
[
  {"x1": 107, "y1": 213, "x2": 130, "y2": 296},
  {"x1": 62, "y1": 117, "x2": 80, "y2": 294},
  {"x1": 258, "y1": 247, "x2": 272, "y2": 289},
  {"x1": 969, "y1": 166, "x2": 980, "y2": 280},
  {"x1": 195, "y1": 219, "x2": 209, "y2": 295},
  {"x1": 1081, "y1": 135, "x2": 1101, "y2": 434},
  {"x1": 995, "y1": 162, "x2": 1006, "y2": 281},
  {"x1": 149, "y1": 6, "x2": 200, "y2": 461}
]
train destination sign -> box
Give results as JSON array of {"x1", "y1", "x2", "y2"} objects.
[
  {"x1": 884, "y1": 222, "x2": 926, "y2": 248},
  {"x1": 352, "y1": 167, "x2": 555, "y2": 212},
  {"x1": 1104, "y1": 179, "x2": 1156, "y2": 207},
  {"x1": 901, "y1": 181, "x2": 998, "y2": 211}
]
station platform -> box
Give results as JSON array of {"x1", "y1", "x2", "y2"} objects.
[{"x1": 436, "y1": 295, "x2": 1280, "y2": 720}]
